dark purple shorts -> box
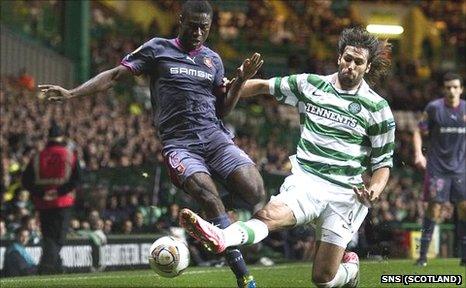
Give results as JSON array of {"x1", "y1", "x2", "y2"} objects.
[
  {"x1": 423, "y1": 171, "x2": 466, "y2": 203},
  {"x1": 163, "y1": 130, "x2": 254, "y2": 188}
]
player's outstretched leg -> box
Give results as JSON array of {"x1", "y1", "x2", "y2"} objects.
[
  {"x1": 179, "y1": 208, "x2": 226, "y2": 253},
  {"x1": 180, "y1": 209, "x2": 263, "y2": 288},
  {"x1": 180, "y1": 208, "x2": 269, "y2": 249},
  {"x1": 208, "y1": 214, "x2": 256, "y2": 288}
]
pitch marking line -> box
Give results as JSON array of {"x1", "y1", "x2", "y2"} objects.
[{"x1": 0, "y1": 264, "x2": 310, "y2": 283}]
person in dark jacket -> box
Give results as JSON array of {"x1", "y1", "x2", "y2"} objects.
[
  {"x1": 22, "y1": 122, "x2": 81, "y2": 274},
  {"x1": 4, "y1": 227, "x2": 37, "y2": 277}
]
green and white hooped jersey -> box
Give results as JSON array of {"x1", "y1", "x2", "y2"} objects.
[{"x1": 268, "y1": 73, "x2": 395, "y2": 189}]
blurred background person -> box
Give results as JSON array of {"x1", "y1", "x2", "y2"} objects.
[
  {"x1": 413, "y1": 73, "x2": 465, "y2": 267},
  {"x1": 21, "y1": 122, "x2": 81, "y2": 274},
  {"x1": 3, "y1": 227, "x2": 37, "y2": 277}
]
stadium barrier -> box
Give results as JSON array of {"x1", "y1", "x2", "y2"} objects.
[
  {"x1": 0, "y1": 234, "x2": 162, "y2": 274},
  {"x1": 0, "y1": 224, "x2": 456, "y2": 275}
]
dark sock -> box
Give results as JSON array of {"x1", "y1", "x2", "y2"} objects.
[
  {"x1": 209, "y1": 214, "x2": 250, "y2": 279},
  {"x1": 458, "y1": 220, "x2": 466, "y2": 262},
  {"x1": 419, "y1": 217, "x2": 436, "y2": 260}
]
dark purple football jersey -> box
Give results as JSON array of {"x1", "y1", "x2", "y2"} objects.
[
  {"x1": 121, "y1": 38, "x2": 230, "y2": 147},
  {"x1": 419, "y1": 98, "x2": 466, "y2": 174}
]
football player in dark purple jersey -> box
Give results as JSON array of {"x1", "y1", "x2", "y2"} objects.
[
  {"x1": 413, "y1": 73, "x2": 466, "y2": 267},
  {"x1": 39, "y1": 1, "x2": 264, "y2": 286}
]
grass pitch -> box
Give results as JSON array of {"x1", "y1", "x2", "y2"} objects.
[{"x1": 1, "y1": 259, "x2": 464, "y2": 287}]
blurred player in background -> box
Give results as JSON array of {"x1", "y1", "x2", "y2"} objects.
[
  {"x1": 413, "y1": 73, "x2": 466, "y2": 267},
  {"x1": 180, "y1": 27, "x2": 395, "y2": 288},
  {"x1": 39, "y1": 1, "x2": 265, "y2": 287},
  {"x1": 22, "y1": 122, "x2": 80, "y2": 274}
]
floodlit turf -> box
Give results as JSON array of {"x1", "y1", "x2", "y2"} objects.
[{"x1": 1, "y1": 259, "x2": 464, "y2": 287}]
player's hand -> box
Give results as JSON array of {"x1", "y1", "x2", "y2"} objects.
[
  {"x1": 236, "y1": 53, "x2": 264, "y2": 82},
  {"x1": 38, "y1": 84, "x2": 73, "y2": 102},
  {"x1": 353, "y1": 185, "x2": 381, "y2": 207},
  {"x1": 414, "y1": 153, "x2": 427, "y2": 170},
  {"x1": 222, "y1": 77, "x2": 235, "y2": 91}
]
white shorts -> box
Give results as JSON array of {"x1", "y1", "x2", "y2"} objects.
[{"x1": 272, "y1": 166, "x2": 368, "y2": 248}]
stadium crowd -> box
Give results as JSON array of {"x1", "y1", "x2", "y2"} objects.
[{"x1": 1, "y1": 0, "x2": 465, "y2": 267}]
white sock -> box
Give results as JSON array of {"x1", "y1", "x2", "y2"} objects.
[
  {"x1": 223, "y1": 219, "x2": 269, "y2": 247},
  {"x1": 314, "y1": 263, "x2": 358, "y2": 287}
]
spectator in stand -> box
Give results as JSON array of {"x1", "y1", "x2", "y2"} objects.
[
  {"x1": 89, "y1": 218, "x2": 107, "y2": 272},
  {"x1": 21, "y1": 215, "x2": 41, "y2": 245},
  {"x1": 81, "y1": 221, "x2": 91, "y2": 232},
  {"x1": 156, "y1": 203, "x2": 181, "y2": 231},
  {"x1": 17, "y1": 68, "x2": 36, "y2": 91},
  {"x1": 0, "y1": 218, "x2": 7, "y2": 239},
  {"x1": 102, "y1": 195, "x2": 120, "y2": 224},
  {"x1": 68, "y1": 218, "x2": 81, "y2": 237},
  {"x1": 103, "y1": 219, "x2": 113, "y2": 235},
  {"x1": 121, "y1": 219, "x2": 133, "y2": 234},
  {"x1": 3, "y1": 227, "x2": 37, "y2": 277},
  {"x1": 21, "y1": 122, "x2": 81, "y2": 274},
  {"x1": 132, "y1": 211, "x2": 148, "y2": 234}
]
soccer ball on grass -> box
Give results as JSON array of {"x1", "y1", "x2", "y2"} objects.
[{"x1": 149, "y1": 236, "x2": 190, "y2": 278}]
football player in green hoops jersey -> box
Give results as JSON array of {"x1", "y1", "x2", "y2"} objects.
[{"x1": 180, "y1": 27, "x2": 394, "y2": 288}]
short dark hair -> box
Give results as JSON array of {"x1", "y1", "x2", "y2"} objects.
[
  {"x1": 443, "y1": 72, "x2": 463, "y2": 86},
  {"x1": 15, "y1": 227, "x2": 28, "y2": 238},
  {"x1": 338, "y1": 27, "x2": 392, "y2": 85},
  {"x1": 181, "y1": 0, "x2": 213, "y2": 18}
]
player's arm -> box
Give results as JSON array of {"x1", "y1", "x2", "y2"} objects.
[
  {"x1": 238, "y1": 79, "x2": 270, "y2": 98},
  {"x1": 39, "y1": 65, "x2": 132, "y2": 101},
  {"x1": 355, "y1": 104, "x2": 395, "y2": 206},
  {"x1": 354, "y1": 167, "x2": 391, "y2": 207},
  {"x1": 412, "y1": 111, "x2": 429, "y2": 170},
  {"x1": 217, "y1": 53, "x2": 264, "y2": 118}
]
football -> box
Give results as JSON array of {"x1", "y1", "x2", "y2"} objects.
[{"x1": 148, "y1": 236, "x2": 190, "y2": 278}]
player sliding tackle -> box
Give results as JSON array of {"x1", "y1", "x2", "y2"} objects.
[{"x1": 180, "y1": 27, "x2": 395, "y2": 288}]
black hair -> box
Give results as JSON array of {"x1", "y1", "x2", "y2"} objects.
[
  {"x1": 443, "y1": 72, "x2": 463, "y2": 86},
  {"x1": 338, "y1": 27, "x2": 392, "y2": 85},
  {"x1": 15, "y1": 227, "x2": 28, "y2": 237},
  {"x1": 181, "y1": 0, "x2": 213, "y2": 18}
]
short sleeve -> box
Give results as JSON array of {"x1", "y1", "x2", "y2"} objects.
[
  {"x1": 268, "y1": 74, "x2": 308, "y2": 106},
  {"x1": 212, "y1": 54, "x2": 225, "y2": 88},
  {"x1": 121, "y1": 39, "x2": 159, "y2": 75},
  {"x1": 418, "y1": 102, "x2": 435, "y2": 132}
]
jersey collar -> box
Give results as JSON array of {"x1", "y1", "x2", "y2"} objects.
[{"x1": 173, "y1": 38, "x2": 203, "y2": 56}]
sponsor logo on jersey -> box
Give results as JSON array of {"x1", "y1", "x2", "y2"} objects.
[
  {"x1": 348, "y1": 102, "x2": 362, "y2": 114},
  {"x1": 439, "y1": 127, "x2": 466, "y2": 134},
  {"x1": 203, "y1": 57, "x2": 213, "y2": 69},
  {"x1": 305, "y1": 103, "x2": 358, "y2": 128},
  {"x1": 170, "y1": 67, "x2": 213, "y2": 81}
]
